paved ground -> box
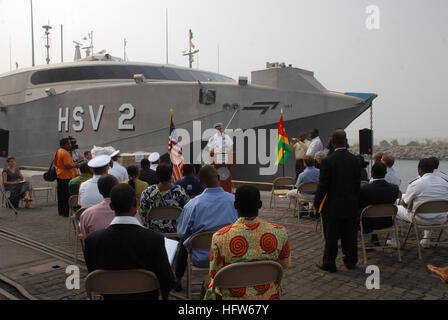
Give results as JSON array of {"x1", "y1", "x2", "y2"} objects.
[{"x1": 1, "y1": 188, "x2": 448, "y2": 300}]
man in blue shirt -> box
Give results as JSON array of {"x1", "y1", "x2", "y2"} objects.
[
  {"x1": 174, "y1": 164, "x2": 204, "y2": 198},
  {"x1": 175, "y1": 165, "x2": 238, "y2": 291},
  {"x1": 287, "y1": 155, "x2": 320, "y2": 216}
]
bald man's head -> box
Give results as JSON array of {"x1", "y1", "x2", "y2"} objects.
[
  {"x1": 331, "y1": 129, "x2": 347, "y2": 149},
  {"x1": 198, "y1": 165, "x2": 220, "y2": 188}
]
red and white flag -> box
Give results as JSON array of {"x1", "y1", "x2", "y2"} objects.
[
  {"x1": 190, "y1": 41, "x2": 196, "y2": 49},
  {"x1": 168, "y1": 110, "x2": 184, "y2": 181}
]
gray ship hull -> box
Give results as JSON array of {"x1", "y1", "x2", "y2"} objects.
[{"x1": 0, "y1": 62, "x2": 375, "y2": 182}]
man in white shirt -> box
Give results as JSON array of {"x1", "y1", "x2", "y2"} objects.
[
  {"x1": 430, "y1": 157, "x2": 448, "y2": 182},
  {"x1": 306, "y1": 128, "x2": 323, "y2": 159},
  {"x1": 108, "y1": 150, "x2": 129, "y2": 183},
  {"x1": 382, "y1": 155, "x2": 401, "y2": 187},
  {"x1": 291, "y1": 133, "x2": 310, "y2": 179},
  {"x1": 78, "y1": 155, "x2": 111, "y2": 208},
  {"x1": 392, "y1": 158, "x2": 448, "y2": 248},
  {"x1": 207, "y1": 123, "x2": 233, "y2": 164}
]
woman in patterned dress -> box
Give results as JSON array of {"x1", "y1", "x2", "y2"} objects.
[
  {"x1": 140, "y1": 164, "x2": 189, "y2": 233},
  {"x1": 204, "y1": 185, "x2": 291, "y2": 300}
]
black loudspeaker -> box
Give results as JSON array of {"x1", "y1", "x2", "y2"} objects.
[
  {"x1": 0, "y1": 129, "x2": 9, "y2": 158},
  {"x1": 359, "y1": 129, "x2": 373, "y2": 155}
]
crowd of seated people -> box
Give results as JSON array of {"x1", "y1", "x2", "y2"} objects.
[{"x1": 51, "y1": 136, "x2": 448, "y2": 300}]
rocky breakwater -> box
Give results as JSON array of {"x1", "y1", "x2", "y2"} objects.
[{"x1": 351, "y1": 144, "x2": 448, "y2": 161}]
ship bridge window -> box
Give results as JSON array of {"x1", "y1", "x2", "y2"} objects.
[{"x1": 30, "y1": 65, "x2": 235, "y2": 85}]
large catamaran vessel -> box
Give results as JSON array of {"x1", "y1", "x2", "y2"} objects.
[{"x1": 0, "y1": 53, "x2": 376, "y2": 182}]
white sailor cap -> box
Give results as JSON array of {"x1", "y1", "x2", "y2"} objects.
[
  {"x1": 214, "y1": 122, "x2": 224, "y2": 129},
  {"x1": 110, "y1": 149, "x2": 120, "y2": 158},
  {"x1": 88, "y1": 155, "x2": 111, "y2": 168},
  {"x1": 148, "y1": 152, "x2": 160, "y2": 163}
]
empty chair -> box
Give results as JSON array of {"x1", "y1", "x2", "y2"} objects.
[
  {"x1": 359, "y1": 204, "x2": 401, "y2": 265},
  {"x1": 68, "y1": 195, "x2": 80, "y2": 239},
  {"x1": 29, "y1": 175, "x2": 54, "y2": 204},
  {"x1": 402, "y1": 200, "x2": 448, "y2": 259},
  {"x1": 211, "y1": 261, "x2": 283, "y2": 300},
  {"x1": 186, "y1": 231, "x2": 215, "y2": 299},
  {"x1": 71, "y1": 207, "x2": 86, "y2": 264},
  {"x1": 85, "y1": 269, "x2": 160, "y2": 300},
  {"x1": 270, "y1": 177, "x2": 295, "y2": 212}
]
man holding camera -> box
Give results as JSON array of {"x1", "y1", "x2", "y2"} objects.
[{"x1": 54, "y1": 138, "x2": 81, "y2": 217}]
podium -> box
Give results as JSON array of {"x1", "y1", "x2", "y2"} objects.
[{"x1": 210, "y1": 151, "x2": 234, "y2": 194}]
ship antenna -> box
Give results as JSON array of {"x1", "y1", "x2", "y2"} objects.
[
  {"x1": 182, "y1": 29, "x2": 199, "y2": 69},
  {"x1": 166, "y1": 8, "x2": 169, "y2": 64},
  {"x1": 124, "y1": 38, "x2": 128, "y2": 62},
  {"x1": 42, "y1": 23, "x2": 52, "y2": 64},
  {"x1": 30, "y1": 0, "x2": 35, "y2": 67}
]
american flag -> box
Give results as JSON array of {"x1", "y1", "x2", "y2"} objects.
[{"x1": 168, "y1": 111, "x2": 184, "y2": 181}]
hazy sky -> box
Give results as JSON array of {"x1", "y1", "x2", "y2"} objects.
[{"x1": 1, "y1": 0, "x2": 447, "y2": 144}]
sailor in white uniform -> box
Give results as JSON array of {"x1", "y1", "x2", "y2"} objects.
[
  {"x1": 108, "y1": 149, "x2": 129, "y2": 183},
  {"x1": 149, "y1": 152, "x2": 160, "y2": 171},
  {"x1": 430, "y1": 157, "x2": 448, "y2": 182},
  {"x1": 393, "y1": 158, "x2": 448, "y2": 248},
  {"x1": 207, "y1": 123, "x2": 233, "y2": 164},
  {"x1": 78, "y1": 155, "x2": 111, "y2": 208}
]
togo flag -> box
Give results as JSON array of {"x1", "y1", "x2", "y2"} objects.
[{"x1": 275, "y1": 112, "x2": 290, "y2": 165}]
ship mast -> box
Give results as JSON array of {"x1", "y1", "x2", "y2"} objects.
[
  {"x1": 183, "y1": 29, "x2": 199, "y2": 69},
  {"x1": 30, "y1": 0, "x2": 35, "y2": 67},
  {"x1": 42, "y1": 24, "x2": 52, "y2": 64}
]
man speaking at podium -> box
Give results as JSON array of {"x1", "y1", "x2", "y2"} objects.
[{"x1": 207, "y1": 123, "x2": 234, "y2": 193}]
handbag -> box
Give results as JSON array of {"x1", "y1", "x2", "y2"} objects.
[{"x1": 43, "y1": 158, "x2": 57, "y2": 182}]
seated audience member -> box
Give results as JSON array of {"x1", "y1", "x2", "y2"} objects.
[
  {"x1": 149, "y1": 152, "x2": 161, "y2": 171},
  {"x1": 429, "y1": 157, "x2": 448, "y2": 182},
  {"x1": 78, "y1": 155, "x2": 111, "y2": 208},
  {"x1": 140, "y1": 164, "x2": 189, "y2": 233},
  {"x1": 175, "y1": 165, "x2": 238, "y2": 291},
  {"x1": 204, "y1": 185, "x2": 291, "y2": 300},
  {"x1": 382, "y1": 155, "x2": 401, "y2": 187},
  {"x1": 427, "y1": 264, "x2": 448, "y2": 283},
  {"x1": 139, "y1": 158, "x2": 158, "y2": 186},
  {"x1": 84, "y1": 151, "x2": 92, "y2": 162},
  {"x1": 287, "y1": 155, "x2": 320, "y2": 215},
  {"x1": 69, "y1": 163, "x2": 93, "y2": 196},
  {"x1": 108, "y1": 150, "x2": 129, "y2": 183},
  {"x1": 359, "y1": 163, "x2": 399, "y2": 244},
  {"x1": 390, "y1": 158, "x2": 448, "y2": 248},
  {"x1": 314, "y1": 151, "x2": 326, "y2": 170},
  {"x1": 2, "y1": 157, "x2": 32, "y2": 209},
  {"x1": 83, "y1": 184, "x2": 175, "y2": 300},
  {"x1": 373, "y1": 152, "x2": 384, "y2": 164},
  {"x1": 174, "y1": 164, "x2": 204, "y2": 198},
  {"x1": 80, "y1": 175, "x2": 119, "y2": 237},
  {"x1": 194, "y1": 164, "x2": 202, "y2": 180},
  {"x1": 357, "y1": 155, "x2": 369, "y2": 182},
  {"x1": 125, "y1": 165, "x2": 149, "y2": 202}
]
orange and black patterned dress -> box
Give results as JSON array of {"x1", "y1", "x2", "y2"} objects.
[{"x1": 204, "y1": 217, "x2": 291, "y2": 300}]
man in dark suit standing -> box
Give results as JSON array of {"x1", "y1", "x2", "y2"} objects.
[
  {"x1": 314, "y1": 130, "x2": 361, "y2": 272},
  {"x1": 359, "y1": 162, "x2": 399, "y2": 234},
  {"x1": 83, "y1": 183, "x2": 174, "y2": 300}
]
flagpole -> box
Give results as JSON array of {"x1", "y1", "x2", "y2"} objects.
[{"x1": 282, "y1": 109, "x2": 285, "y2": 177}]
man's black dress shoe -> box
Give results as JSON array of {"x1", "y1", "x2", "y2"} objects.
[
  {"x1": 344, "y1": 263, "x2": 357, "y2": 270},
  {"x1": 316, "y1": 263, "x2": 337, "y2": 273}
]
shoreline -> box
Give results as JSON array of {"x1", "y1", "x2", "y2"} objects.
[{"x1": 352, "y1": 145, "x2": 448, "y2": 161}]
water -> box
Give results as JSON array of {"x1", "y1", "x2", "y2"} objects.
[{"x1": 393, "y1": 160, "x2": 448, "y2": 192}]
